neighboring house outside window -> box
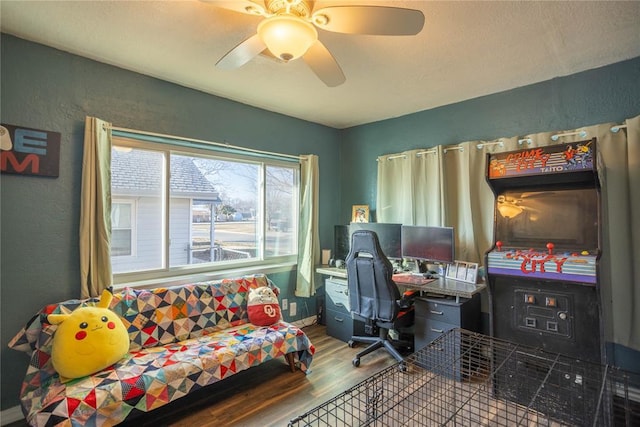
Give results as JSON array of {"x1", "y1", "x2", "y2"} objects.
[
  {"x1": 110, "y1": 139, "x2": 299, "y2": 283},
  {"x1": 111, "y1": 200, "x2": 135, "y2": 257}
]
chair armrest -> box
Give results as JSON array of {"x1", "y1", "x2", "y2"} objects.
[{"x1": 397, "y1": 290, "x2": 418, "y2": 309}]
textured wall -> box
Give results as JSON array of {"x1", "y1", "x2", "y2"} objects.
[{"x1": 340, "y1": 57, "x2": 640, "y2": 222}]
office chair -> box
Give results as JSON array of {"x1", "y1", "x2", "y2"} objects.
[{"x1": 346, "y1": 230, "x2": 414, "y2": 368}]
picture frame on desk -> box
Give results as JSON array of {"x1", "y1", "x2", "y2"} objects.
[
  {"x1": 465, "y1": 263, "x2": 478, "y2": 283},
  {"x1": 446, "y1": 263, "x2": 458, "y2": 280},
  {"x1": 446, "y1": 261, "x2": 478, "y2": 284},
  {"x1": 351, "y1": 205, "x2": 369, "y2": 223}
]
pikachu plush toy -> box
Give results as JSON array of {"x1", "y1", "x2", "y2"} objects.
[{"x1": 48, "y1": 289, "x2": 130, "y2": 381}]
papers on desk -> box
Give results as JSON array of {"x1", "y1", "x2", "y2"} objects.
[{"x1": 392, "y1": 273, "x2": 436, "y2": 285}]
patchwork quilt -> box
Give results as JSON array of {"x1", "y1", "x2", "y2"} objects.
[{"x1": 9, "y1": 276, "x2": 315, "y2": 426}]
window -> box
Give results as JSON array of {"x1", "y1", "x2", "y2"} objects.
[{"x1": 110, "y1": 138, "x2": 299, "y2": 280}]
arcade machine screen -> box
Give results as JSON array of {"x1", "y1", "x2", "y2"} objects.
[{"x1": 495, "y1": 188, "x2": 598, "y2": 251}]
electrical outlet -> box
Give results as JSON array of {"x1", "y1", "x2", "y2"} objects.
[
  {"x1": 282, "y1": 298, "x2": 288, "y2": 310},
  {"x1": 290, "y1": 302, "x2": 297, "y2": 317}
]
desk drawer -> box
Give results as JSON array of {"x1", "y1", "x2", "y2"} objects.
[
  {"x1": 326, "y1": 308, "x2": 365, "y2": 343},
  {"x1": 423, "y1": 319, "x2": 458, "y2": 343},
  {"x1": 326, "y1": 296, "x2": 349, "y2": 314},
  {"x1": 416, "y1": 298, "x2": 462, "y2": 324},
  {"x1": 415, "y1": 317, "x2": 458, "y2": 350},
  {"x1": 414, "y1": 294, "x2": 481, "y2": 350},
  {"x1": 326, "y1": 278, "x2": 350, "y2": 311}
]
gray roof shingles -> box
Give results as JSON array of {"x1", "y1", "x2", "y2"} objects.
[{"x1": 111, "y1": 150, "x2": 219, "y2": 201}]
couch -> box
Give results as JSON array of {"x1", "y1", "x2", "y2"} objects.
[{"x1": 8, "y1": 275, "x2": 315, "y2": 426}]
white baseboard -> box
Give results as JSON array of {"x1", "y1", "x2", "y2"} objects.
[
  {"x1": 291, "y1": 315, "x2": 317, "y2": 329},
  {"x1": 1, "y1": 406, "x2": 23, "y2": 425}
]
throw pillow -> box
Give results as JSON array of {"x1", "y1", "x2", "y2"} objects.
[
  {"x1": 247, "y1": 286, "x2": 282, "y2": 326},
  {"x1": 47, "y1": 289, "x2": 130, "y2": 381}
]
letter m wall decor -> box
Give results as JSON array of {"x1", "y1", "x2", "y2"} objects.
[{"x1": 1, "y1": 124, "x2": 61, "y2": 177}]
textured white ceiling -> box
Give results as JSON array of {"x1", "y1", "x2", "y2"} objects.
[{"x1": 2, "y1": 1, "x2": 639, "y2": 129}]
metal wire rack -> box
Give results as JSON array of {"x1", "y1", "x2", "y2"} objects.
[{"x1": 289, "y1": 329, "x2": 640, "y2": 426}]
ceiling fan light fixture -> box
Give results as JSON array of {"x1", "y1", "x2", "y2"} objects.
[
  {"x1": 257, "y1": 14, "x2": 317, "y2": 62},
  {"x1": 497, "y1": 202, "x2": 523, "y2": 219}
]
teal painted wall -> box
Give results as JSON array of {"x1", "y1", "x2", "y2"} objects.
[
  {"x1": 0, "y1": 35, "x2": 341, "y2": 410},
  {"x1": 340, "y1": 57, "x2": 640, "y2": 221}
]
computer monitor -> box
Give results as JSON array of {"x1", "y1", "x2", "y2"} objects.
[
  {"x1": 334, "y1": 225, "x2": 350, "y2": 261},
  {"x1": 401, "y1": 225, "x2": 455, "y2": 264},
  {"x1": 349, "y1": 222, "x2": 402, "y2": 259}
]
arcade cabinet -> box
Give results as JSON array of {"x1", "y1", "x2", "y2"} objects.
[{"x1": 486, "y1": 139, "x2": 603, "y2": 363}]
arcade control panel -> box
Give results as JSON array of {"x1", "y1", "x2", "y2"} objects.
[
  {"x1": 487, "y1": 242, "x2": 598, "y2": 285},
  {"x1": 513, "y1": 289, "x2": 572, "y2": 338}
]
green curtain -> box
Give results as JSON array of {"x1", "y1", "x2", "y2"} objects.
[
  {"x1": 376, "y1": 115, "x2": 640, "y2": 351},
  {"x1": 377, "y1": 147, "x2": 444, "y2": 225},
  {"x1": 79, "y1": 116, "x2": 112, "y2": 298},
  {"x1": 296, "y1": 154, "x2": 320, "y2": 297},
  {"x1": 594, "y1": 117, "x2": 640, "y2": 350},
  {"x1": 377, "y1": 150, "x2": 415, "y2": 224}
]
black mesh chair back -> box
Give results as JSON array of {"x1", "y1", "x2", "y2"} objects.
[{"x1": 346, "y1": 230, "x2": 401, "y2": 325}]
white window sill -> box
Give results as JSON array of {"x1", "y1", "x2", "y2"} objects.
[{"x1": 112, "y1": 262, "x2": 297, "y2": 291}]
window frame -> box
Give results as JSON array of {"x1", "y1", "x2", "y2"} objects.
[{"x1": 111, "y1": 136, "x2": 300, "y2": 286}]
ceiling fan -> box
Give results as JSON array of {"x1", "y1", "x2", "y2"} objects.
[{"x1": 205, "y1": 0, "x2": 425, "y2": 87}]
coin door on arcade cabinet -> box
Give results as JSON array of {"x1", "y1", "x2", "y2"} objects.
[{"x1": 485, "y1": 139, "x2": 603, "y2": 364}]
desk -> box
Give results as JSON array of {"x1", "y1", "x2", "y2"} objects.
[
  {"x1": 316, "y1": 266, "x2": 486, "y2": 301},
  {"x1": 316, "y1": 266, "x2": 485, "y2": 345},
  {"x1": 316, "y1": 266, "x2": 347, "y2": 279}
]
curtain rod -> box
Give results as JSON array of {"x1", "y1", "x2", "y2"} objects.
[
  {"x1": 551, "y1": 130, "x2": 587, "y2": 141},
  {"x1": 444, "y1": 146, "x2": 463, "y2": 153},
  {"x1": 416, "y1": 149, "x2": 436, "y2": 156},
  {"x1": 104, "y1": 124, "x2": 303, "y2": 161},
  {"x1": 377, "y1": 148, "x2": 437, "y2": 162},
  {"x1": 610, "y1": 124, "x2": 628, "y2": 133},
  {"x1": 476, "y1": 141, "x2": 504, "y2": 149}
]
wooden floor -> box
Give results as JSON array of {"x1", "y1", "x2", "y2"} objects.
[{"x1": 9, "y1": 323, "x2": 398, "y2": 427}]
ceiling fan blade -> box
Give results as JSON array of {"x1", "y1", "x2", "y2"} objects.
[
  {"x1": 312, "y1": 6, "x2": 424, "y2": 35},
  {"x1": 202, "y1": 0, "x2": 266, "y2": 17},
  {"x1": 216, "y1": 34, "x2": 266, "y2": 69},
  {"x1": 303, "y1": 41, "x2": 345, "y2": 87}
]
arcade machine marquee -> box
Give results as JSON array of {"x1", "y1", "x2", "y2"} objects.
[{"x1": 486, "y1": 139, "x2": 603, "y2": 366}]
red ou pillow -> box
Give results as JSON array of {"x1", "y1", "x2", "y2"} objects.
[{"x1": 247, "y1": 286, "x2": 281, "y2": 326}]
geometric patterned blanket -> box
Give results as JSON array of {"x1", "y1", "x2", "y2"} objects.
[{"x1": 8, "y1": 275, "x2": 315, "y2": 427}]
